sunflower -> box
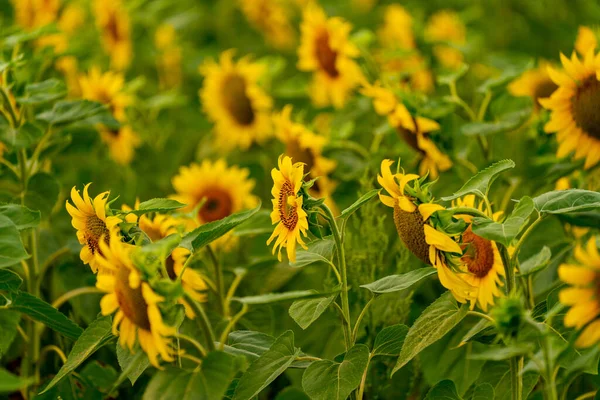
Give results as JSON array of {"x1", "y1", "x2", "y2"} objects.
[
  {"x1": 79, "y1": 67, "x2": 131, "y2": 121},
  {"x1": 155, "y1": 24, "x2": 182, "y2": 89},
  {"x1": 11, "y1": 0, "x2": 59, "y2": 30},
  {"x1": 453, "y1": 195, "x2": 505, "y2": 311},
  {"x1": 95, "y1": 235, "x2": 176, "y2": 367},
  {"x1": 56, "y1": 56, "x2": 81, "y2": 97},
  {"x1": 199, "y1": 50, "x2": 273, "y2": 150},
  {"x1": 377, "y1": 5, "x2": 415, "y2": 51},
  {"x1": 575, "y1": 26, "x2": 597, "y2": 56},
  {"x1": 508, "y1": 61, "x2": 558, "y2": 110},
  {"x1": 424, "y1": 10, "x2": 466, "y2": 69},
  {"x1": 239, "y1": 0, "x2": 295, "y2": 50},
  {"x1": 539, "y1": 49, "x2": 600, "y2": 169},
  {"x1": 36, "y1": 3, "x2": 85, "y2": 54},
  {"x1": 66, "y1": 184, "x2": 122, "y2": 272},
  {"x1": 267, "y1": 155, "x2": 309, "y2": 263},
  {"x1": 97, "y1": 125, "x2": 140, "y2": 165},
  {"x1": 378, "y1": 160, "x2": 472, "y2": 303},
  {"x1": 558, "y1": 237, "x2": 600, "y2": 347},
  {"x1": 297, "y1": 4, "x2": 364, "y2": 109},
  {"x1": 94, "y1": 0, "x2": 132, "y2": 70},
  {"x1": 361, "y1": 82, "x2": 452, "y2": 178}
]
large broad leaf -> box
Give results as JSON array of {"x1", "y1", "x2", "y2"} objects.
[
  {"x1": 290, "y1": 238, "x2": 334, "y2": 268},
  {"x1": 461, "y1": 107, "x2": 531, "y2": 137},
  {"x1": 360, "y1": 268, "x2": 437, "y2": 295},
  {"x1": 302, "y1": 344, "x2": 369, "y2": 400},
  {"x1": 519, "y1": 246, "x2": 552, "y2": 276},
  {"x1": 0, "y1": 122, "x2": 43, "y2": 150},
  {"x1": 232, "y1": 331, "x2": 300, "y2": 400},
  {"x1": 225, "y1": 330, "x2": 275, "y2": 361},
  {"x1": 471, "y1": 383, "x2": 494, "y2": 400},
  {"x1": 0, "y1": 215, "x2": 29, "y2": 268},
  {"x1": 181, "y1": 204, "x2": 261, "y2": 252},
  {"x1": 533, "y1": 189, "x2": 600, "y2": 215},
  {"x1": 235, "y1": 289, "x2": 339, "y2": 305},
  {"x1": 142, "y1": 352, "x2": 239, "y2": 400},
  {"x1": 424, "y1": 380, "x2": 461, "y2": 400},
  {"x1": 37, "y1": 99, "x2": 117, "y2": 128},
  {"x1": 0, "y1": 311, "x2": 20, "y2": 359},
  {"x1": 0, "y1": 368, "x2": 34, "y2": 393},
  {"x1": 339, "y1": 189, "x2": 380, "y2": 219},
  {"x1": 289, "y1": 293, "x2": 337, "y2": 329},
  {"x1": 8, "y1": 291, "x2": 83, "y2": 341},
  {"x1": 125, "y1": 198, "x2": 186, "y2": 216},
  {"x1": 0, "y1": 269, "x2": 23, "y2": 291},
  {"x1": 0, "y1": 204, "x2": 40, "y2": 230},
  {"x1": 116, "y1": 345, "x2": 150, "y2": 385},
  {"x1": 38, "y1": 315, "x2": 113, "y2": 394},
  {"x1": 24, "y1": 173, "x2": 60, "y2": 218},
  {"x1": 17, "y1": 79, "x2": 66, "y2": 105},
  {"x1": 469, "y1": 344, "x2": 534, "y2": 361},
  {"x1": 393, "y1": 292, "x2": 469, "y2": 374},
  {"x1": 373, "y1": 324, "x2": 409, "y2": 357},
  {"x1": 471, "y1": 196, "x2": 534, "y2": 247},
  {"x1": 442, "y1": 160, "x2": 515, "y2": 201}
]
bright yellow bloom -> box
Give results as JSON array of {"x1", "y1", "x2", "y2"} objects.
[
  {"x1": 94, "y1": 0, "x2": 132, "y2": 70},
  {"x1": 11, "y1": 0, "x2": 59, "y2": 30},
  {"x1": 36, "y1": 3, "x2": 85, "y2": 53},
  {"x1": 267, "y1": 155, "x2": 309, "y2": 262},
  {"x1": 539, "y1": 49, "x2": 600, "y2": 169},
  {"x1": 424, "y1": 10, "x2": 466, "y2": 69},
  {"x1": 65, "y1": 184, "x2": 122, "y2": 272},
  {"x1": 239, "y1": 0, "x2": 295, "y2": 49},
  {"x1": 558, "y1": 237, "x2": 600, "y2": 347},
  {"x1": 508, "y1": 60, "x2": 558, "y2": 110},
  {"x1": 576, "y1": 26, "x2": 597, "y2": 56},
  {"x1": 297, "y1": 4, "x2": 364, "y2": 108},
  {"x1": 56, "y1": 56, "x2": 81, "y2": 97},
  {"x1": 95, "y1": 236, "x2": 175, "y2": 367},
  {"x1": 377, "y1": 5, "x2": 415, "y2": 51},
  {"x1": 97, "y1": 125, "x2": 140, "y2": 165},
  {"x1": 79, "y1": 67, "x2": 131, "y2": 121},
  {"x1": 199, "y1": 50, "x2": 273, "y2": 150},
  {"x1": 155, "y1": 24, "x2": 182, "y2": 89}
]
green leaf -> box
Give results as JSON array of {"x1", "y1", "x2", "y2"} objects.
[
  {"x1": 0, "y1": 269, "x2": 22, "y2": 291},
  {"x1": 477, "y1": 59, "x2": 533, "y2": 93},
  {"x1": 232, "y1": 330, "x2": 300, "y2": 400},
  {"x1": 0, "y1": 215, "x2": 29, "y2": 268},
  {"x1": 290, "y1": 238, "x2": 334, "y2": 268},
  {"x1": 37, "y1": 100, "x2": 117, "y2": 128},
  {"x1": 181, "y1": 204, "x2": 261, "y2": 252},
  {"x1": 0, "y1": 122, "x2": 44, "y2": 150},
  {"x1": 116, "y1": 344, "x2": 150, "y2": 385},
  {"x1": 39, "y1": 315, "x2": 114, "y2": 394},
  {"x1": 373, "y1": 324, "x2": 409, "y2": 356},
  {"x1": 519, "y1": 246, "x2": 552, "y2": 276},
  {"x1": 339, "y1": 189, "x2": 380, "y2": 219},
  {"x1": 460, "y1": 107, "x2": 532, "y2": 137},
  {"x1": 441, "y1": 160, "x2": 515, "y2": 201},
  {"x1": 3, "y1": 24, "x2": 58, "y2": 47},
  {"x1": 437, "y1": 64, "x2": 469, "y2": 85},
  {"x1": 424, "y1": 380, "x2": 461, "y2": 400},
  {"x1": 0, "y1": 204, "x2": 40, "y2": 230},
  {"x1": 459, "y1": 319, "x2": 494, "y2": 346},
  {"x1": 533, "y1": 189, "x2": 600, "y2": 215},
  {"x1": 469, "y1": 344, "x2": 534, "y2": 361},
  {"x1": 17, "y1": 79, "x2": 66, "y2": 105},
  {"x1": 23, "y1": 173, "x2": 60, "y2": 218},
  {"x1": 226, "y1": 330, "x2": 275, "y2": 361},
  {"x1": 0, "y1": 368, "x2": 34, "y2": 393},
  {"x1": 470, "y1": 383, "x2": 494, "y2": 400},
  {"x1": 131, "y1": 234, "x2": 181, "y2": 276},
  {"x1": 471, "y1": 196, "x2": 534, "y2": 247},
  {"x1": 289, "y1": 293, "x2": 337, "y2": 329},
  {"x1": 234, "y1": 289, "x2": 339, "y2": 305},
  {"x1": 360, "y1": 268, "x2": 437, "y2": 295},
  {"x1": 125, "y1": 198, "x2": 187, "y2": 216},
  {"x1": 0, "y1": 311, "x2": 20, "y2": 358},
  {"x1": 302, "y1": 344, "x2": 369, "y2": 400},
  {"x1": 393, "y1": 292, "x2": 469, "y2": 374}
]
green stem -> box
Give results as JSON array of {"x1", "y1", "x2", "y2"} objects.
[
  {"x1": 206, "y1": 245, "x2": 226, "y2": 317},
  {"x1": 447, "y1": 207, "x2": 490, "y2": 219},
  {"x1": 224, "y1": 272, "x2": 245, "y2": 317},
  {"x1": 449, "y1": 81, "x2": 477, "y2": 121},
  {"x1": 185, "y1": 294, "x2": 216, "y2": 352},
  {"x1": 467, "y1": 310, "x2": 495, "y2": 323},
  {"x1": 511, "y1": 215, "x2": 543, "y2": 268},
  {"x1": 477, "y1": 91, "x2": 492, "y2": 121},
  {"x1": 51, "y1": 287, "x2": 102, "y2": 309},
  {"x1": 510, "y1": 357, "x2": 520, "y2": 400},
  {"x1": 357, "y1": 355, "x2": 372, "y2": 400},
  {"x1": 543, "y1": 330, "x2": 558, "y2": 400},
  {"x1": 218, "y1": 303, "x2": 248, "y2": 350},
  {"x1": 499, "y1": 244, "x2": 514, "y2": 294},
  {"x1": 175, "y1": 332, "x2": 207, "y2": 357},
  {"x1": 352, "y1": 297, "x2": 375, "y2": 343}
]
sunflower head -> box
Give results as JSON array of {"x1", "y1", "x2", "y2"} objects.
[
  {"x1": 94, "y1": 0, "x2": 132, "y2": 70},
  {"x1": 377, "y1": 5, "x2": 415, "y2": 51},
  {"x1": 490, "y1": 295, "x2": 525, "y2": 340},
  {"x1": 239, "y1": 0, "x2": 295, "y2": 49},
  {"x1": 576, "y1": 26, "x2": 598, "y2": 56},
  {"x1": 79, "y1": 67, "x2": 131, "y2": 121},
  {"x1": 508, "y1": 60, "x2": 558, "y2": 109},
  {"x1": 424, "y1": 10, "x2": 466, "y2": 69},
  {"x1": 11, "y1": 0, "x2": 59, "y2": 30},
  {"x1": 98, "y1": 125, "x2": 140, "y2": 165}
]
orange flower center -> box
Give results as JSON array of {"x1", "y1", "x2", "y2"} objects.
[
  {"x1": 572, "y1": 76, "x2": 600, "y2": 140},
  {"x1": 393, "y1": 205, "x2": 430, "y2": 265},
  {"x1": 222, "y1": 74, "x2": 255, "y2": 126},
  {"x1": 114, "y1": 266, "x2": 151, "y2": 330},
  {"x1": 461, "y1": 228, "x2": 494, "y2": 278},
  {"x1": 278, "y1": 180, "x2": 299, "y2": 230},
  {"x1": 198, "y1": 188, "x2": 233, "y2": 223},
  {"x1": 85, "y1": 215, "x2": 109, "y2": 255},
  {"x1": 315, "y1": 31, "x2": 339, "y2": 78}
]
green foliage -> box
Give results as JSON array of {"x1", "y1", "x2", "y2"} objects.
[
  {"x1": 472, "y1": 196, "x2": 535, "y2": 247},
  {"x1": 361, "y1": 268, "x2": 437, "y2": 295},
  {"x1": 533, "y1": 189, "x2": 600, "y2": 214},
  {"x1": 424, "y1": 380, "x2": 461, "y2": 400},
  {"x1": 289, "y1": 294, "x2": 337, "y2": 329},
  {"x1": 442, "y1": 159, "x2": 515, "y2": 201}
]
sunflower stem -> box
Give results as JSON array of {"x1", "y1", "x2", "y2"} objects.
[
  {"x1": 218, "y1": 303, "x2": 248, "y2": 351},
  {"x1": 510, "y1": 357, "x2": 520, "y2": 400},
  {"x1": 511, "y1": 214, "x2": 543, "y2": 268},
  {"x1": 51, "y1": 287, "x2": 102, "y2": 310},
  {"x1": 352, "y1": 296, "x2": 375, "y2": 343},
  {"x1": 175, "y1": 332, "x2": 207, "y2": 357},
  {"x1": 499, "y1": 244, "x2": 514, "y2": 294},
  {"x1": 185, "y1": 294, "x2": 216, "y2": 352},
  {"x1": 206, "y1": 245, "x2": 227, "y2": 317}
]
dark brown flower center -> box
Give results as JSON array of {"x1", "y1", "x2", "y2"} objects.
[
  {"x1": 396, "y1": 126, "x2": 421, "y2": 153},
  {"x1": 278, "y1": 180, "x2": 299, "y2": 230},
  {"x1": 85, "y1": 215, "x2": 109, "y2": 255},
  {"x1": 572, "y1": 76, "x2": 600, "y2": 140},
  {"x1": 114, "y1": 266, "x2": 151, "y2": 330},
  {"x1": 106, "y1": 12, "x2": 123, "y2": 43},
  {"x1": 165, "y1": 255, "x2": 177, "y2": 280},
  {"x1": 286, "y1": 140, "x2": 315, "y2": 172},
  {"x1": 393, "y1": 205, "x2": 430, "y2": 264},
  {"x1": 198, "y1": 189, "x2": 234, "y2": 222},
  {"x1": 533, "y1": 79, "x2": 558, "y2": 107},
  {"x1": 461, "y1": 228, "x2": 494, "y2": 278},
  {"x1": 222, "y1": 74, "x2": 255, "y2": 126},
  {"x1": 315, "y1": 31, "x2": 339, "y2": 78}
]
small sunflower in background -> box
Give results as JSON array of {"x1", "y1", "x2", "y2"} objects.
[
  {"x1": 267, "y1": 155, "x2": 309, "y2": 262},
  {"x1": 155, "y1": 24, "x2": 182, "y2": 89},
  {"x1": 558, "y1": 237, "x2": 600, "y2": 347},
  {"x1": 297, "y1": 3, "x2": 364, "y2": 109},
  {"x1": 575, "y1": 26, "x2": 598, "y2": 56},
  {"x1": 95, "y1": 235, "x2": 176, "y2": 367},
  {"x1": 539, "y1": 48, "x2": 600, "y2": 169},
  {"x1": 362, "y1": 81, "x2": 452, "y2": 178},
  {"x1": 199, "y1": 50, "x2": 273, "y2": 150},
  {"x1": 97, "y1": 125, "x2": 141, "y2": 166},
  {"x1": 36, "y1": 3, "x2": 85, "y2": 54},
  {"x1": 508, "y1": 60, "x2": 558, "y2": 110},
  {"x1": 66, "y1": 184, "x2": 122, "y2": 272},
  {"x1": 94, "y1": 0, "x2": 132, "y2": 70},
  {"x1": 424, "y1": 10, "x2": 466, "y2": 69},
  {"x1": 238, "y1": 0, "x2": 295, "y2": 50},
  {"x1": 378, "y1": 160, "x2": 473, "y2": 303},
  {"x1": 56, "y1": 56, "x2": 81, "y2": 97},
  {"x1": 11, "y1": 0, "x2": 59, "y2": 30}
]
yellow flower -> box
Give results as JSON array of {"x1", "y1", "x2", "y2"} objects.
[
  {"x1": 65, "y1": 184, "x2": 122, "y2": 272},
  {"x1": 95, "y1": 236, "x2": 176, "y2": 367},
  {"x1": 11, "y1": 0, "x2": 59, "y2": 30},
  {"x1": 378, "y1": 160, "x2": 472, "y2": 303},
  {"x1": 239, "y1": 0, "x2": 295, "y2": 49},
  {"x1": 267, "y1": 155, "x2": 309, "y2": 262},
  {"x1": 377, "y1": 5, "x2": 415, "y2": 51},
  {"x1": 79, "y1": 67, "x2": 131, "y2": 121},
  {"x1": 508, "y1": 60, "x2": 558, "y2": 110},
  {"x1": 539, "y1": 49, "x2": 600, "y2": 169},
  {"x1": 97, "y1": 125, "x2": 140, "y2": 165},
  {"x1": 56, "y1": 56, "x2": 81, "y2": 97},
  {"x1": 94, "y1": 0, "x2": 132, "y2": 70},
  {"x1": 576, "y1": 26, "x2": 597, "y2": 56},
  {"x1": 424, "y1": 10, "x2": 466, "y2": 69},
  {"x1": 297, "y1": 4, "x2": 364, "y2": 108},
  {"x1": 199, "y1": 50, "x2": 273, "y2": 150},
  {"x1": 36, "y1": 3, "x2": 86, "y2": 54},
  {"x1": 558, "y1": 237, "x2": 600, "y2": 347},
  {"x1": 155, "y1": 24, "x2": 182, "y2": 89}
]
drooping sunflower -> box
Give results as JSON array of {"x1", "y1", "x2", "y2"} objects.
[
  {"x1": 362, "y1": 82, "x2": 452, "y2": 178},
  {"x1": 297, "y1": 4, "x2": 364, "y2": 109},
  {"x1": 66, "y1": 184, "x2": 122, "y2": 272},
  {"x1": 79, "y1": 67, "x2": 131, "y2": 121},
  {"x1": 575, "y1": 26, "x2": 597, "y2": 56},
  {"x1": 199, "y1": 50, "x2": 273, "y2": 150},
  {"x1": 95, "y1": 236, "x2": 176, "y2": 367},
  {"x1": 558, "y1": 237, "x2": 600, "y2": 347},
  {"x1": 239, "y1": 0, "x2": 295, "y2": 50},
  {"x1": 97, "y1": 125, "x2": 140, "y2": 165},
  {"x1": 267, "y1": 155, "x2": 309, "y2": 263},
  {"x1": 378, "y1": 160, "x2": 472, "y2": 303},
  {"x1": 539, "y1": 49, "x2": 600, "y2": 169},
  {"x1": 11, "y1": 0, "x2": 59, "y2": 30},
  {"x1": 155, "y1": 24, "x2": 182, "y2": 89},
  {"x1": 94, "y1": 0, "x2": 132, "y2": 70},
  {"x1": 424, "y1": 10, "x2": 466, "y2": 69},
  {"x1": 508, "y1": 60, "x2": 558, "y2": 110}
]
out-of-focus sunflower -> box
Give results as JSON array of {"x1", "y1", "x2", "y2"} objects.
[
  {"x1": 424, "y1": 10, "x2": 466, "y2": 69},
  {"x1": 97, "y1": 125, "x2": 140, "y2": 165},
  {"x1": 267, "y1": 155, "x2": 309, "y2": 262},
  {"x1": 239, "y1": 0, "x2": 295, "y2": 50},
  {"x1": 508, "y1": 60, "x2": 558, "y2": 110},
  {"x1": 94, "y1": 0, "x2": 132, "y2": 70},
  {"x1": 297, "y1": 4, "x2": 364, "y2": 109},
  {"x1": 56, "y1": 56, "x2": 81, "y2": 97},
  {"x1": 11, "y1": 0, "x2": 59, "y2": 30},
  {"x1": 575, "y1": 26, "x2": 597, "y2": 56},
  {"x1": 558, "y1": 237, "x2": 600, "y2": 347},
  {"x1": 37, "y1": 4, "x2": 85, "y2": 54},
  {"x1": 539, "y1": 49, "x2": 600, "y2": 169},
  {"x1": 378, "y1": 160, "x2": 472, "y2": 303},
  {"x1": 155, "y1": 24, "x2": 182, "y2": 89},
  {"x1": 377, "y1": 5, "x2": 414, "y2": 50},
  {"x1": 65, "y1": 184, "x2": 122, "y2": 272},
  {"x1": 199, "y1": 50, "x2": 273, "y2": 150},
  {"x1": 555, "y1": 175, "x2": 589, "y2": 239},
  {"x1": 362, "y1": 82, "x2": 452, "y2": 178},
  {"x1": 95, "y1": 236, "x2": 175, "y2": 367},
  {"x1": 79, "y1": 67, "x2": 131, "y2": 121}
]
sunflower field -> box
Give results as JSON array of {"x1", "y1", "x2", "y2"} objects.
[{"x1": 2, "y1": 0, "x2": 600, "y2": 399}]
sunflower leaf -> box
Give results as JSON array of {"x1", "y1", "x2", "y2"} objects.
[
  {"x1": 0, "y1": 311, "x2": 20, "y2": 359},
  {"x1": 0, "y1": 203, "x2": 40, "y2": 230},
  {"x1": 441, "y1": 159, "x2": 515, "y2": 201},
  {"x1": 339, "y1": 189, "x2": 380, "y2": 219},
  {"x1": 124, "y1": 198, "x2": 186, "y2": 216},
  {"x1": 0, "y1": 215, "x2": 30, "y2": 268},
  {"x1": 373, "y1": 324, "x2": 409, "y2": 357},
  {"x1": 16, "y1": 79, "x2": 66, "y2": 105},
  {"x1": 533, "y1": 189, "x2": 600, "y2": 215},
  {"x1": 471, "y1": 196, "x2": 534, "y2": 247},
  {"x1": 234, "y1": 289, "x2": 339, "y2": 305},
  {"x1": 0, "y1": 269, "x2": 22, "y2": 291},
  {"x1": 360, "y1": 268, "x2": 437, "y2": 295},
  {"x1": 289, "y1": 293, "x2": 337, "y2": 329},
  {"x1": 424, "y1": 379, "x2": 461, "y2": 400},
  {"x1": 290, "y1": 237, "x2": 334, "y2": 268},
  {"x1": 0, "y1": 368, "x2": 34, "y2": 394},
  {"x1": 519, "y1": 246, "x2": 552, "y2": 276},
  {"x1": 116, "y1": 344, "x2": 150, "y2": 385}
]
